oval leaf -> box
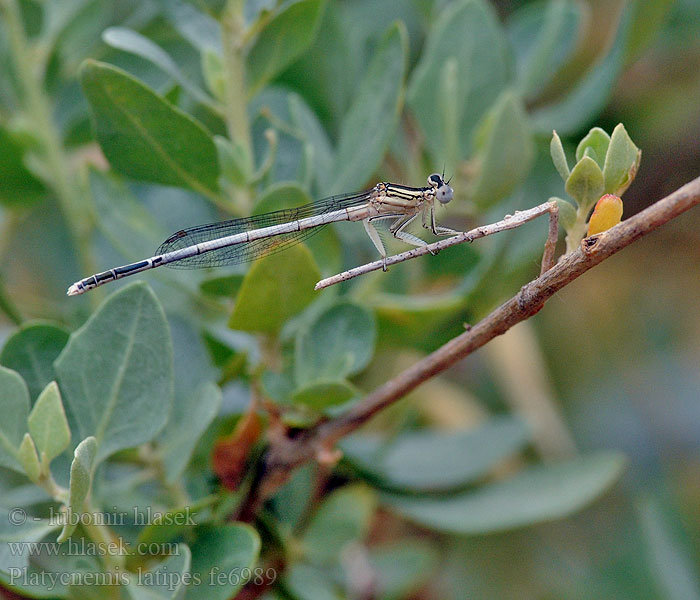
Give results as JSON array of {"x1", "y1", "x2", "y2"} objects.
[
  {"x1": 565, "y1": 155, "x2": 604, "y2": 212},
  {"x1": 27, "y1": 381, "x2": 71, "y2": 465},
  {"x1": 247, "y1": 0, "x2": 327, "y2": 96},
  {"x1": 469, "y1": 91, "x2": 534, "y2": 209},
  {"x1": 603, "y1": 123, "x2": 641, "y2": 195},
  {"x1": 126, "y1": 544, "x2": 191, "y2": 600},
  {"x1": 576, "y1": 126, "x2": 611, "y2": 167},
  {"x1": 80, "y1": 60, "x2": 220, "y2": 196},
  {"x1": 55, "y1": 283, "x2": 173, "y2": 463},
  {"x1": 0, "y1": 321, "x2": 70, "y2": 401},
  {"x1": 229, "y1": 243, "x2": 320, "y2": 335},
  {"x1": 187, "y1": 524, "x2": 260, "y2": 600},
  {"x1": 342, "y1": 417, "x2": 531, "y2": 492},
  {"x1": 295, "y1": 301, "x2": 376, "y2": 386},
  {"x1": 291, "y1": 380, "x2": 356, "y2": 412},
  {"x1": 0, "y1": 365, "x2": 30, "y2": 472},
  {"x1": 382, "y1": 452, "x2": 626, "y2": 534}
]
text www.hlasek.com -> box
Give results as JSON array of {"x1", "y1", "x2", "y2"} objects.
[{"x1": 7, "y1": 538, "x2": 179, "y2": 558}]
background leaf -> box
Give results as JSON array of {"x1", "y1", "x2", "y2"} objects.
[
  {"x1": 27, "y1": 382, "x2": 71, "y2": 465},
  {"x1": 328, "y1": 22, "x2": 406, "y2": 193},
  {"x1": 80, "y1": 60, "x2": 220, "y2": 196},
  {"x1": 294, "y1": 301, "x2": 376, "y2": 386},
  {"x1": 229, "y1": 243, "x2": 320, "y2": 335},
  {"x1": 0, "y1": 321, "x2": 70, "y2": 401},
  {"x1": 55, "y1": 283, "x2": 173, "y2": 463},
  {"x1": 247, "y1": 0, "x2": 327, "y2": 96},
  {"x1": 382, "y1": 452, "x2": 626, "y2": 534},
  {"x1": 0, "y1": 366, "x2": 30, "y2": 472}
]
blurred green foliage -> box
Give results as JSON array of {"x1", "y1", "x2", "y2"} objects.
[{"x1": 0, "y1": 0, "x2": 699, "y2": 598}]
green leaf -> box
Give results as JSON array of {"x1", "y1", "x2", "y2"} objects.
[
  {"x1": 0, "y1": 321, "x2": 69, "y2": 401},
  {"x1": 0, "y1": 365, "x2": 30, "y2": 472},
  {"x1": 229, "y1": 244, "x2": 320, "y2": 335},
  {"x1": 80, "y1": 59, "x2": 220, "y2": 196},
  {"x1": 27, "y1": 382, "x2": 71, "y2": 465},
  {"x1": 603, "y1": 123, "x2": 641, "y2": 195},
  {"x1": 509, "y1": 0, "x2": 582, "y2": 100},
  {"x1": 247, "y1": 0, "x2": 327, "y2": 96},
  {"x1": 253, "y1": 182, "x2": 312, "y2": 215},
  {"x1": 295, "y1": 301, "x2": 376, "y2": 386},
  {"x1": 576, "y1": 126, "x2": 610, "y2": 168},
  {"x1": 0, "y1": 126, "x2": 46, "y2": 207},
  {"x1": 383, "y1": 452, "x2": 626, "y2": 534},
  {"x1": 0, "y1": 510, "x2": 58, "y2": 575},
  {"x1": 158, "y1": 382, "x2": 221, "y2": 484},
  {"x1": 369, "y1": 541, "x2": 438, "y2": 600},
  {"x1": 342, "y1": 417, "x2": 530, "y2": 492},
  {"x1": 17, "y1": 434, "x2": 41, "y2": 483},
  {"x1": 187, "y1": 524, "x2": 260, "y2": 600},
  {"x1": 126, "y1": 544, "x2": 191, "y2": 600},
  {"x1": 153, "y1": 0, "x2": 221, "y2": 53},
  {"x1": 57, "y1": 436, "x2": 98, "y2": 542},
  {"x1": 285, "y1": 564, "x2": 343, "y2": 600},
  {"x1": 330, "y1": 22, "x2": 406, "y2": 194},
  {"x1": 291, "y1": 380, "x2": 356, "y2": 412},
  {"x1": 407, "y1": 0, "x2": 512, "y2": 163},
  {"x1": 565, "y1": 155, "x2": 604, "y2": 212},
  {"x1": 550, "y1": 130, "x2": 570, "y2": 181},
  {"x1": 531, "y1": 6, "x2": 633, "y2": 135},
  {"x1": 301, "y1": 484, "x2": 376, "y2": 565},
  {"x1": 553, "y1": 197, "x2": 577, "y2": 231},
  {"x1": 638, "y1": 498, "x2": 700, "y2": 600},
  {"x1": 102, "y1": 27, "x2": 217, "y2": 110},
  {"x1": 469, "y1": 91, "x2": 534, "y2": 209},
  {"x1": 55, "y1": 283, "x2": 173, "y2": 464}
]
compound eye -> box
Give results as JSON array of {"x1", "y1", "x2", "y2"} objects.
[
  {"x1": 428, "y1": 173, "x2": 442, "y2": 187},
  {"x1": 437, "y1": 184, "x2": 453, "y2": 204}
]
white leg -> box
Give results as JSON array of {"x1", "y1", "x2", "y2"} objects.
[
  {"x1": 431, "y1": 205, "x2": 460, "y2": 236},
  {"x1": 363, "y1": 218, "x2": 388, "y2": 271}
]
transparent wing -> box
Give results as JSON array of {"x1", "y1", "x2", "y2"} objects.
[{"x1": 156, "y1": 190, "x2": 372, "y2": 268}]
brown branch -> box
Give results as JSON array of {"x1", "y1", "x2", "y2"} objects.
[{"x1": 245, "y1": 175, "x2": 700, "y2": 510}]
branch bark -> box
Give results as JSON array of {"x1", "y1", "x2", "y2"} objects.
[{"x1": 246, "y1": 175, "x2": 700, "y2": 510}]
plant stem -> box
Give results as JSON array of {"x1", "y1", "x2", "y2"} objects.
[
  {"x1": 0, "y1": 0, "x2": 96, "y2": 294},
  {"x1": 565, "y1": 205, "x2": 590, "y2": 253},
  {"x1": 221, "y1": 0, "x2": 253, "y2": 211}
]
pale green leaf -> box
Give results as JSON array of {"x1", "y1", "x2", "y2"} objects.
[
  {"x1": 55, "y1": 283, "x2": 173, "y2": 464},
  {"x1": 0, "y1": 321, "x2": 69, "y2": 401},
  {"x1": 27, "y1": 382, "x2": 71, "y2": 465},
  {"x1": 331, "y1": 22, "x2": 406, "y2": 194},
  {"x1": 57, "y1": 436, "x2": 98, "y2": 542},
  {"x1": 342, "y1": 417, "x2": 530, "y2": 492},
  {"x1": 158, "y1": 382, "x2": 221, "y2": 484},
  {"x1": 17, "y1": 434, "x2": 41, "y2": 483},
  {"x1": 383, "y1": 452, "x2": 626, "y2": 534},
  {"x1": 550, "y1": 130, "x2": 570, "y2": 181},
  {"x1": 469, "y1": 91, "x2": 534, "y2": 209},
  {"x1": 0, "y1": 365, "x2": 29, "y2": 472},
  {"x1": 291, "y1": 380, "x2": 356, "y2": 412},
  {"x1": 294, "y1": 301, "x2": 376, "y2": 386},
  {"x1": 576, "y1": 126, "x2": 611, "y2": 168},
  {"x1": 565, "y1": 155, "x2": 604, "y2": 212},
  {"x1": 603, "y1": 123, "x2": 641, "y2": 195},
  {"x1": 247, "y1": 0, "x2": 327, "y2": 96}
]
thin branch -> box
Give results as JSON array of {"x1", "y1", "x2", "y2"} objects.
[
  {"x1": 247, "y1": 175, "x2": 700, "y2": 509},
  {"x1": 315, "y1": 202, "x2": 559, "y2": 290}
]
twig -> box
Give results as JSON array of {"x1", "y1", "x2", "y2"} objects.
[
  {"x1": 245, "y1": 175, "x2": 700, "y2": 511},
  {"x1": 315, "y1": 201, "x2": 559, "y2": 290}
]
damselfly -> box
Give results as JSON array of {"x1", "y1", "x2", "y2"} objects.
[{"x1": 67, "y1": 173, "x2": 456, "y2": 296}]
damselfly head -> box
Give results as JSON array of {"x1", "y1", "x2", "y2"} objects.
[{"x1": 428, "y1": 172, "x2": 453, "y2": 204}]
